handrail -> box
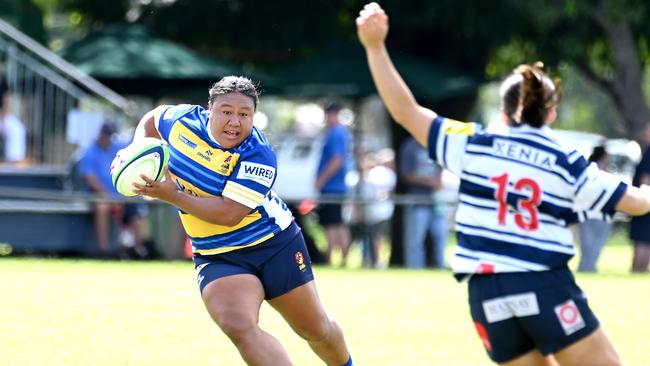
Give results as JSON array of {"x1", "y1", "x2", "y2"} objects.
[{"x1": 0, "y1": 17, "x2": 128, "y2": 111}]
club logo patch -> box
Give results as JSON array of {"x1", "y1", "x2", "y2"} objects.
[
  {"x1": 295, "y1": 251, "x2": 306, "y2": 272},
  {"x1": 554, "y1": 299, "x2": 585, "y2": 335}
]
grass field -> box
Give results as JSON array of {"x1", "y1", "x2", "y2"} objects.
[{"x1": 1, "y1": 228, "x2": 649, "y2": 366}]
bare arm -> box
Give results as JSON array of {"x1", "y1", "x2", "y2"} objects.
[
  {"x1": 615, "y1": 184, "x2": 650, "y2": 216},
  {"x1": 84, "y1": 174, "x2": 110, "y2": 197},
  {"x1": 315, "y1": 155, "x2": 344, "y2": 191},
  {"x1": 133, "y1": 109, "x2": 163, "y2": 141},
  {"x1": 134, "y1": 169, "x2": 251, "y2": 226},
  {"x1": 402, "y1": 172, "x2": 441, "y2": 190},
  {"x1": 356, "y1": 3, "x2": 436, "y2": 147}
]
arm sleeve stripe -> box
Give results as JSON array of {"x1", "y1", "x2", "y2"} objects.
[{"x1": 223, "y1": 182, "x2": 265, "y2": 208}]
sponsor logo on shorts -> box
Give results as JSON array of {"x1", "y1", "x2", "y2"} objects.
[
  {"x1": 237, "y1": 162, "x2": 275, "y2": 187},
  {"x1": 482, "y1": 292, "x2": 540, "y2": 323},
  {"x1": 295, "y1": 251, "x2": 306, "y2": 272},
  {"x1": 554, "y1": 299, "x2": 585, "y2": 335}
]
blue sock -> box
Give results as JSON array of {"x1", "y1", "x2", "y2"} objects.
[{"x1": 341, "y1": 356, "x2": 353, "y2": 366}]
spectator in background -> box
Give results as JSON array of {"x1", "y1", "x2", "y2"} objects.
[
  {"x1": 315, "y1": 102, "x2": 351, "y2": 266},
  {"x1": 578, "y1": 144, "x2": 613, "y2": 272},
  {"x1": 0, "y1": 63, "x2": 27, "y2": 164},
  {"x1": 78, "y1": 122, "x2": 149, "y2": 258},
  {"x1": 630, "y1": 124, "x2": 650, "y2": 272},
  {"x1": 399, "y1": 136, "x2": 448, "y2": 268},
  {"x1": 357, "y1": 149, "x2": 396, "y2": 268}
]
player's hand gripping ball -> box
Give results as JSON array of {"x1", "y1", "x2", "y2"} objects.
[{"x1": 111, "y1": 137, "x2": 170, "y2": 197}]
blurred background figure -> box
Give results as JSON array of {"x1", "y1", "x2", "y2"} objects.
[
  {"x1": 399, "y1": 136, "x2": 448, "y2": 269},
  {"x1": 77, "y1": 122, "x2": 150, "y2": 258},
  {"x1": 354, "y1": 149, "x2": 396, "y2": 268},
  {"x1": 0, "y1": 62, "x2": 27, "y2": 165},
  {"x1": 315, "y1": 102, "x2": 351, "y2": 266},
  {"x1": 578, "y1": 144, "x2": 613, "y2": 272},
  {"x1": 630, "y1": 124, "x2": 650, "y2": 273}
]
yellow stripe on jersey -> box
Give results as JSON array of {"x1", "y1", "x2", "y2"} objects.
[
  {"x1": 444, "y1": 118, "x2": 476, "y2": 136},
  {"x1": 223, "y1": 181, "x2": 265, "y2": 208},
  {"x1": 169, "y1": 123, "x2": 239, "y2": 175},
  {"x1": 180, "y1": 208, "x2": 263, "y2": 238},
  {"x1": 193, "y1": 232, "x2": 274, "y2": 255}
]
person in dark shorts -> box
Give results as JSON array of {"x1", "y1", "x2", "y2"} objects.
[
  {"x1": 116, "y1": 76, "x2": 354, "y2": 366},
  {"x1": 357, "y1": 3, "x2": 650, "y2": 364},
  {"x1": 315, "y1": 102, "x2": 351, "y2": 266}
]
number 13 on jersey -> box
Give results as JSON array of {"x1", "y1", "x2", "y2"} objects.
[{"x1": 490, "y1": 173, "x2": 542, "y2": 231}]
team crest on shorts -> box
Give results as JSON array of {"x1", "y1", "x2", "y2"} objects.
[
  {"x1": 295, "y1": 251, "x2": 306, "y2": 272},
  {"x1": 554, "y1": 299, "x2": 585, "y2": 335}
]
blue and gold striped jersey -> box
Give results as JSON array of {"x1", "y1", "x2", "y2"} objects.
[{"x1": 153, "y1": 104, "x2": 293, "y2": 255}]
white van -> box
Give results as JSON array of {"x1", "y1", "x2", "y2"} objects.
[
  {"x1": 272, "y1": 135, "x2": 324, "y2": 203},
  {"x1": 553, "y1": 129, "x2": 641, "y2": 183}
]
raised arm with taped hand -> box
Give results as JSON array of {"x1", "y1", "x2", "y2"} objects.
[
  {"x1": 115, "y1": 76, "x2": 354, "y2": 366},
  {"x1": 357, "y1": 2, "x2": 650, "y2": 366}
]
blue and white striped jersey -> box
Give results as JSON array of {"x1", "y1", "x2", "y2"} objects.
[
  {"x1": 153, "y1": 104, "x2": 293, "y2": 255},
  {"x1": 427, "y1": 116, "x2": 627, "y2": 277}
]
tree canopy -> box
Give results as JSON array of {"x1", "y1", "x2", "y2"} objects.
[{"x1": 16, "y1": 0, "x2": 650, "y2": 139}]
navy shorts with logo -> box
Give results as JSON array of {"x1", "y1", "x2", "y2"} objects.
[
  {"x1": 468, "y1": 267, "x2": 600, "y2": 363},
  {"x1": 193, "y1": 221, "x2": 315, "y2": 300}
]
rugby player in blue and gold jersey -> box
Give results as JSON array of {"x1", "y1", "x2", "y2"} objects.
[
  {"x1": 358, "y1": 2, "x2": 650, "y2": 366},
  {"x1": 114, "y1": 76, "x2": 353, "y2": 366}
]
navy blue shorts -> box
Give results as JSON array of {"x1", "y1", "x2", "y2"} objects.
[
  {"x1": 468, "y1": 268, "x2": 600, "y2": 363},
  {"x1": 316, "y1": 203, "x2": 343, "y2": 226},
  {"x1": 193, "y1": 222, "x2": 315, "y2": 300}
]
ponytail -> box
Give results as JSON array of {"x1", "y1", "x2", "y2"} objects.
[{"x1": 500, "y1": 62, "x2": 561, "y2": 128}]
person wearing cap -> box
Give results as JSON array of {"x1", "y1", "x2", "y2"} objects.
[
  {"x1": 315, "y1": 102, "x2": 351, "y2": 266},
  {"x1": 77, "y1": 122, "x2": 148, "y2": 257}
]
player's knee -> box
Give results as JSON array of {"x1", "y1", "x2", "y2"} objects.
[
  {"x1": 297, "y1": 317, "x2": 336, "y2": 343},
  {"x1": 214, "y1": 310, "x2": 258, "y2": 344}
]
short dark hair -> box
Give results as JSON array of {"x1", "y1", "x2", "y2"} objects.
[
  {"x1": 208, "y1": 76, "x2": 260, "y2": 110},
  {"x1": 324, "y1": 102, "x2": 342, "y2": 113},
  {"x1": 99, "y1": 122, "x2": 117, "y2": 136}
]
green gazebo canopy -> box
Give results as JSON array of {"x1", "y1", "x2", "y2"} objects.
[
  {"x1": 274, "y1": 42, "x2": 482, "y2": 102},
  {"x1": 59, "y1": 24, "x2": 241, "y2": 80}
]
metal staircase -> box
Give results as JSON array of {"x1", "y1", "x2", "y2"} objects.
[{"x1": 0, "y1": 18, "x2": 128, "y2": 164}]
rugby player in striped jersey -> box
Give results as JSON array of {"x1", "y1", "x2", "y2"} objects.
[{"x1": 357, "y1": 3, "x2": 650, "y2": 365}]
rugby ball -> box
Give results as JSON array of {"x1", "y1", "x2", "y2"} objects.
[{"x1": 111, "y1": 137, "x2": 170, "y2": 197}]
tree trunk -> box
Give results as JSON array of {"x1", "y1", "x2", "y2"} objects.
[{"x1": 581, "y1": 2, "x2": 650, "y2": 141}]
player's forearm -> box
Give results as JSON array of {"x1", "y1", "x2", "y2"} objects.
[
  {"x1": 164, "y1": 192, "x2": 245, "y2": 226},
  {"x1": 615, "y1": 185, "x2": 650, "y2": 216},
  {"x1": 365, "y1": 45, "x2": 420, "y2": 123},
  {"x1": 364, "y1": 46, "x2": 436, "y2": 147}
]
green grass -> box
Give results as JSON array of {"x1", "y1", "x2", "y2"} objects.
[{"x1": 1, "y1": 229, "x2": 649, "y2": 365}]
